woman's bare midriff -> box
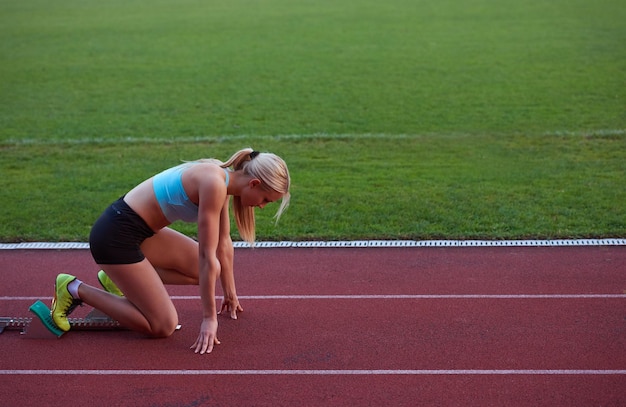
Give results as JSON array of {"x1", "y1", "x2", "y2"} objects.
[{"x1": 123, "y1": 178, "x2": 171, "y2": 232}]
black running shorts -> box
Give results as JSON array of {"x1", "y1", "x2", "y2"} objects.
[{"x1": 89, "y1": 197, "x2": 155, "y2": 264}]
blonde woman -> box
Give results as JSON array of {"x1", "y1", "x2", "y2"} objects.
[{"x1": 51, "y1": 148, "x2": 290, "y2": 354}]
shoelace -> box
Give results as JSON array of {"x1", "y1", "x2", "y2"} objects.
[
  {"x1": 52, "y1": 296, "x2": 83, "y2": 317},
  {"x1": 63, "y1": 298, "x2": 84, "y2": 316}
]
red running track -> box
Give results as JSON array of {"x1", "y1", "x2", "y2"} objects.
[{"x1": 0, "y1": 246, "x2": 625, "y2": 406}]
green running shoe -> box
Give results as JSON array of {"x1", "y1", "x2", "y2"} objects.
[
  {"x1": 51, "y1": 273, "x2": 83, "y2": 332},
  {"x1": 97, "y1": 270, "x2": 124, "y2": 297}
]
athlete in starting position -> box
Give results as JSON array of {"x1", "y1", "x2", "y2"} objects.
[{"x1": 50, "y1": 148, "x2": 290, "y2": 354}]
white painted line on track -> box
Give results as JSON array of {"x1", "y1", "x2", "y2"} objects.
[
  {"x1": 212, "y1": 294, "x2": 626, "y2": 300},
  {"x1": 0, "y1": 369, "x2": 624, "y2": 375},
  {"x1": 2, "y1": 294, "x2": 625, "y2": 301},
  {"x1": 1, "y1": 239, "x2": 625, "y2": 250}
]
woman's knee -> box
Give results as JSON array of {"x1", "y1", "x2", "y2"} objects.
[{"x1": 148, "y1": 314, "x2": 179, "y2": 338}]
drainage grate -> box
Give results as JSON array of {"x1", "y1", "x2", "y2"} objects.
[{"x1": 2, "y1": 239, "x2": 625, "y2": 250}]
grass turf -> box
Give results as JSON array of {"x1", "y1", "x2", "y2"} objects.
[
  {"x1": 1, "y1": 133, "x2": 624, "y2": 242},
  {"x1": 1, "y1": 0, "x2": 624, "y2": 141},
  {"x1": 0, "y1": 0, "x2": 624, "y2": 241}
]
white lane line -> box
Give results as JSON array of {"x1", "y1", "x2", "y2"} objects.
[
  {"x1": 223, "y1": 294, "x2": 626, "y2": 300},
  {"x1": 0, "y1": 369, "x2": 624, "y2": 375},
  {"x1": 1, "y1": 294, "x2": 625, "y2": 301}
]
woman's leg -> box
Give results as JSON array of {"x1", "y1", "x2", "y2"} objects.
[
  {"x1": 77, "y1": 260, "x2": 179, "y2": 337},
  {"x1": 140, "y1": 227, "x2": 200, "y2": 285},
  {"x1": 75, "y1": 227, "x2": 198, "y2": 337}
]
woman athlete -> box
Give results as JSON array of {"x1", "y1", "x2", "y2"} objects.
[{"x1": 50, "y1": 148, "x2": 290, "y2": 354}]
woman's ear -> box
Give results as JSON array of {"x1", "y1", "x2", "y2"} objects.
[{"x1": 248, "y1": 178, "x2": 262, "y2": 188}]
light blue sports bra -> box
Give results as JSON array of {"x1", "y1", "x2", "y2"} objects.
[{"x1": 152, "y1": 163, "x2": 229, "y2": 223}]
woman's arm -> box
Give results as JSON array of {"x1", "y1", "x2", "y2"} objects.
[
  {"x1": 216, "y1": 196, "x2": 243, "y2": 319},
  {"x1": 191, "y1": 174, "x2": 227, "y2": 354}
]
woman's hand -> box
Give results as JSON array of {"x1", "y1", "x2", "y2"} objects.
[
  {"x1": 219, "y1": 294, "x2": 244, "y2": 320},
  {"x1": 191, "y1": 318, "x2": 220, "y2": 354}
]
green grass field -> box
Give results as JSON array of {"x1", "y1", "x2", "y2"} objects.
[{"x1": 1, "y1": 0, "x2": 624, "y2": 242}]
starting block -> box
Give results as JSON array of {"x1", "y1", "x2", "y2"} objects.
[
  {"x1": 0, "y1": 300, "x2": 181, "y2": 338},
  {"x1": 0, "y1": 300, "x2": 127, "y2": 339}
]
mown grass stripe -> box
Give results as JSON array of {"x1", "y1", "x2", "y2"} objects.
[{"x1": 3, "y1": 129, "x2": 625, "y2": 146}]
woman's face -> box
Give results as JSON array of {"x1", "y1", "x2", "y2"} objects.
[{"x1": 242, "y1": 179, "x2": 283, "y2": 209}]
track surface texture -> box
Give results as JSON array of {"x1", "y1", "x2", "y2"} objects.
[{"x1": 0, "y1": 245, "x2": 624, "y2": 406}]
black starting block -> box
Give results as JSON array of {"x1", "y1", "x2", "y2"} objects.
[
  {"x1": 0, "y1": 300, "x2": 126, "y2": 338},
  {"x1": 0, "y1": 300, "x2": 181, "y2": 339},
  {"x1": 0, "y1": 300, "x2": 126, "y2": 339}
]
